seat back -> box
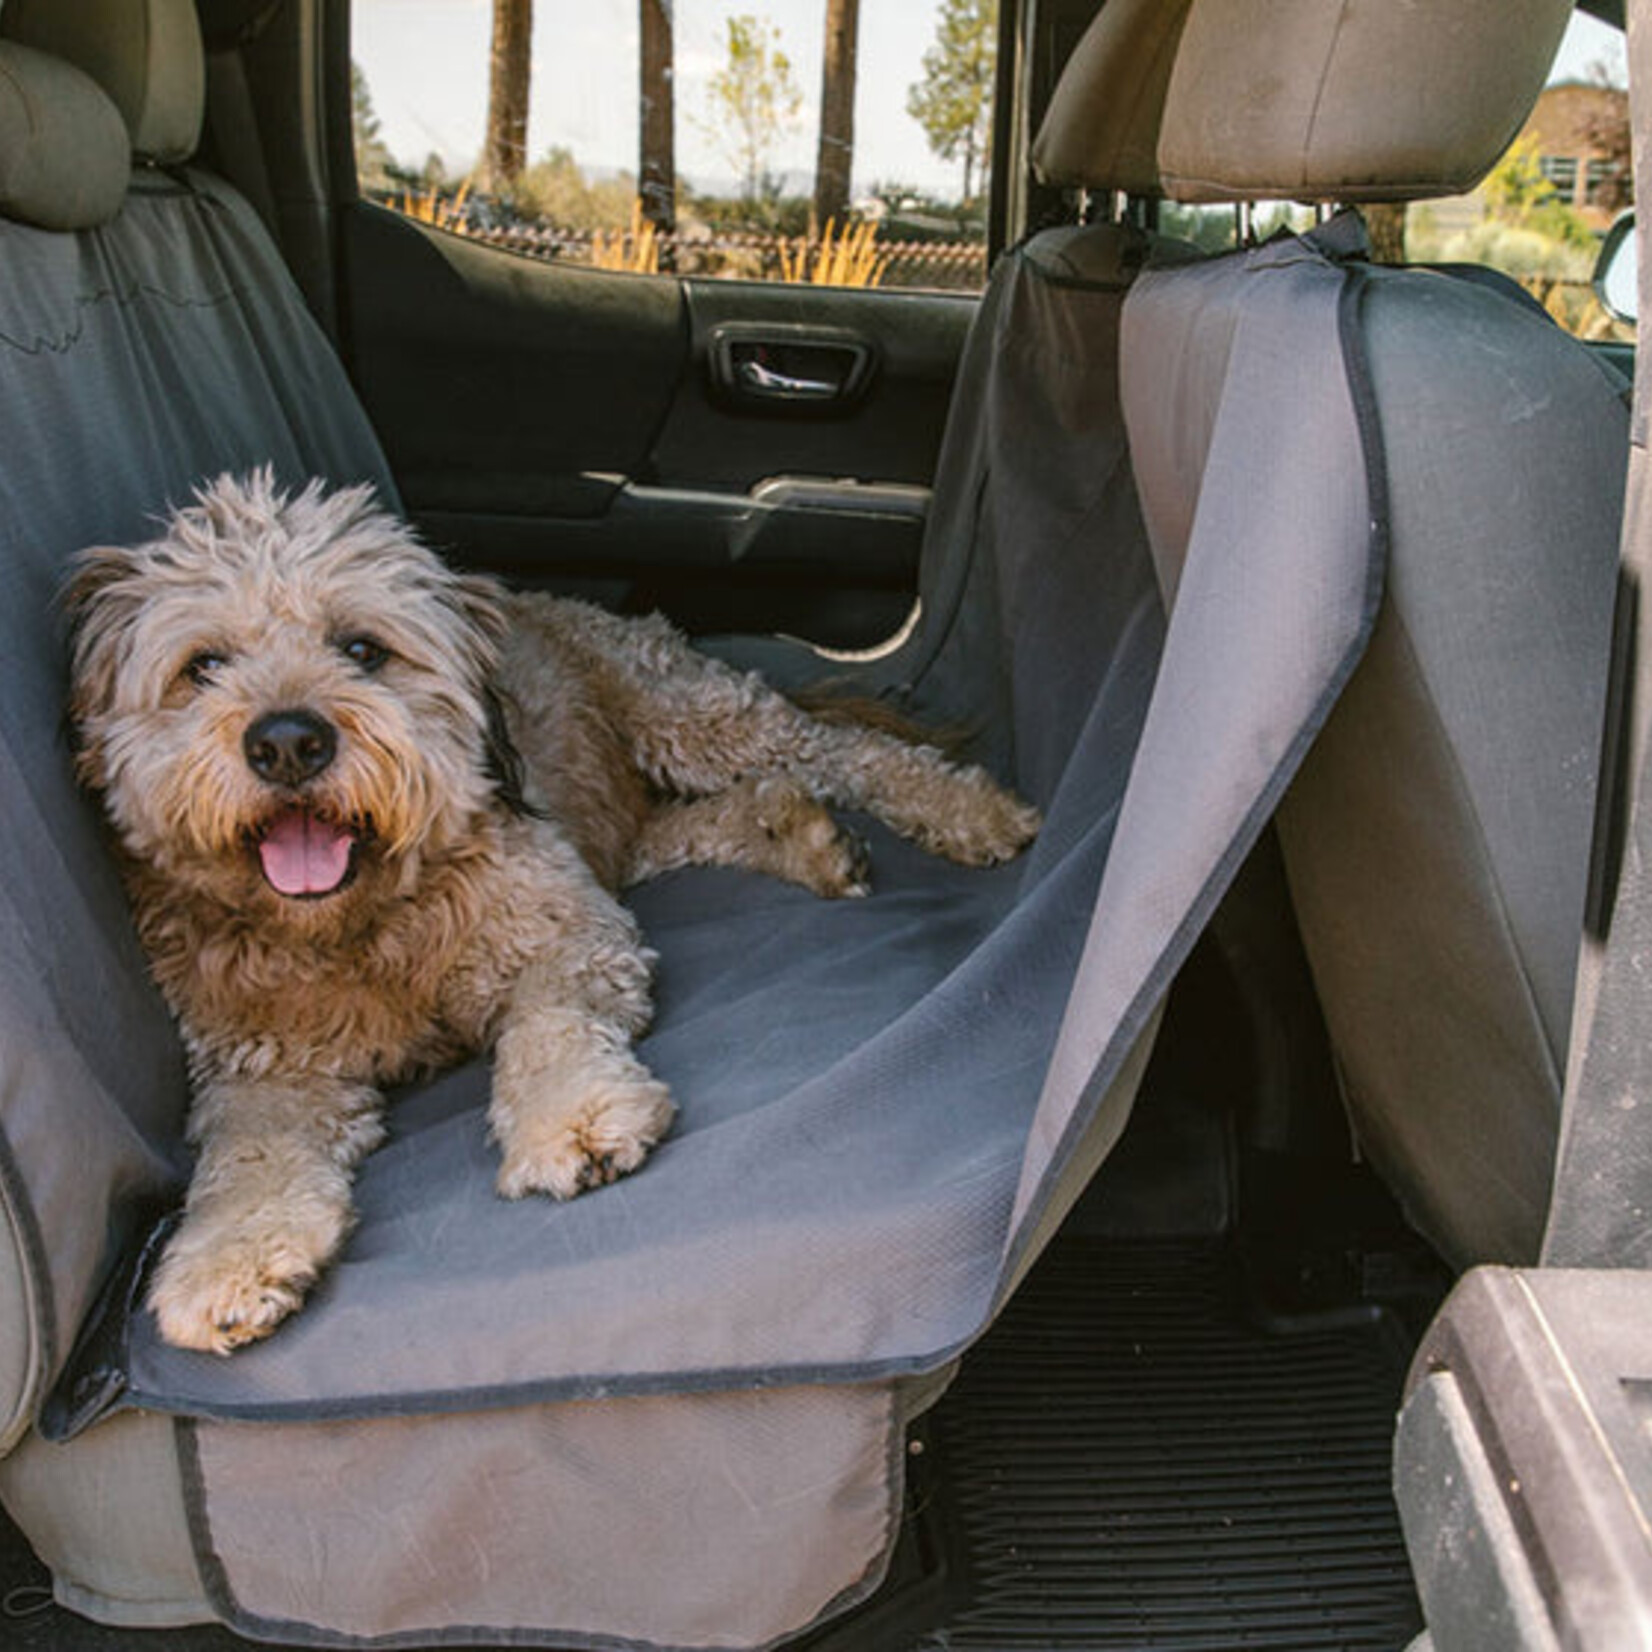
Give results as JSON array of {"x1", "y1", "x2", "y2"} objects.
[{"x1": 1128, "y1": 0, "x2": 1625, "y2": 1267}]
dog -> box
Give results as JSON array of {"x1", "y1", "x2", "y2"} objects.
[{"x1": 65, "y1": 470, "x2": 1040, "y2": 1354}]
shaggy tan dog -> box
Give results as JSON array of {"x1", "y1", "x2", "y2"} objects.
[{"x1": 65, "y1": 471, "x2": 1040, "y2": 1354}]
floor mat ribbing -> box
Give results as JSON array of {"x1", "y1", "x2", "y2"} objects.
[{"x1": 918, "y1": 1238, "x2": 1423, "y2": 1650}]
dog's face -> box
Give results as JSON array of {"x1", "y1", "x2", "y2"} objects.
[{"x1": 66, "y1": 471, "x2": 510, "y2": 918}]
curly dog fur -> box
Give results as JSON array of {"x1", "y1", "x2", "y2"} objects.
[{"x1": 65, "y1": 471, "x2": 1040, "y2": 1354}]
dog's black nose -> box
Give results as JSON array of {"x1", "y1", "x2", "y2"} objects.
[{"x1": 243, "y1": 709, "x2": 337, "y2": 785}]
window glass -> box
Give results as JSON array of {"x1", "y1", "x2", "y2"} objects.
[
  {"x1": 1398, "y1": 8, "x2": 1631, "y2": 339},
  {"x1": 1155, "y1": 201, "x2": 1315, "y2": 256},
  {"x1": 351, "y1": 0, "x2": 996, "y2": 291}
]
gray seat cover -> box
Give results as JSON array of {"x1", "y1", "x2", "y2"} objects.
[
  {"x1": 1275, "y1": 257, "x2": 1626, "y2": 1269},
  {"x1": 0, "y1": 167, "x2": 1386, "y2": 1643},
  {"x1": 0, "y1": 168, "x2": 398, "y2": 1456}
]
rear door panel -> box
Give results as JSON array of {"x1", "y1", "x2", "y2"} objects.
[{"x1": 338, "y1": 202, "x2": 974, "y2": 644}]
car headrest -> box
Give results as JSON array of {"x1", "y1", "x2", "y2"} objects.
[
  {"x1": 0, "y1": 39, "x2": 132, "y2": 229},
  {"x1": 2, "y1": 0, "x2": 204, "y2": 170},
  {"x1": 1031, "y1": 0, "x2": 1195, "y2": 193},
  {"x1": 1158, "y1": 0, "x2": 1574, "y2": 203}
]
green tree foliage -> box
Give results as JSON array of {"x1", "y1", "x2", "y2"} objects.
[
  {"x1": 1407, "y1": 132, "x2": 1600, "y2": 307},
  {"x1": 1482, "y1": 134, "x2": 1597, "y2": 251},
  {"x1": 351, "y1": 62, "x2": 396, "y2": 191},
  {"x1": 683, "y1": 184, "x2": 812, "y2": 238},
  {"x1": 906, "y1": 0, "x2": 996, "y2": 206},
  {"x1": 702, "y1": 13, "x2": 803, "y2": 208},
  {"x1": 514, "y1": 146, "x2": 640, "y2": 232}
]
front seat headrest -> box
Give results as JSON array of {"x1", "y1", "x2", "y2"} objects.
[
  {"x1": 0, "y1": 40, "x2": 131, "y2": 229},
  {"x1": 1032, "y1": 0, "x2": 1196, "y2": 193},
  {"x1": 2, "y1": 0, "x2": 205, "y2": 167},
  {"x1": 1158, "y1": 0, "x2": 1574, "y2": 203}
]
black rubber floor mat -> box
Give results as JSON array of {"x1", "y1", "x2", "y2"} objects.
[{"x1": 918, "y1": 1238, "x2": 1423, "y2": 1649}]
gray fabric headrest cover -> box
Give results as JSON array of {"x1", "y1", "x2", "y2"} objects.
[
  {"x1": 0, "y1": 42, "x2": 131, "y2": 229},
  {"x1": 2, "y1": 0, "x2": 204, "y2": 164},
  {"x1": 1159, "y1": 0, "x2": 1574, "y2": 203}
]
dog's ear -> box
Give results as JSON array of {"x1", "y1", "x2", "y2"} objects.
[
  {"x1": 61, "y1": 546, "x2": 144, "y2": 772},
  {"x1": 450, "y1": 573, "x2": 510, "y2": 670}
]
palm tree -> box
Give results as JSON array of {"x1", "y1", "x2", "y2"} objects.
[
  {"x1": 481, "y1": 0, "x2": 533, "y2": 194},
  {"x1": 640, "y1": 0, "x2": 676, "y2": 237},
  {"x1": 813, "y1": 0, "x2": 860, "y2": 231}
]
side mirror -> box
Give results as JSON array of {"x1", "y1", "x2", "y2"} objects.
[{"x1": 1595, "y1": 210, "x2": 1638, "y2": 326}]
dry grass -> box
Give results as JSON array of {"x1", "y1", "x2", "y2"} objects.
[
  {"x1": 590, "y1": 200, "x2": 661, "y2": 274},
  {"x1": 396, "y1": 177, "x2": 474, "y2": 232},
  {"x1": 779, "y1": 218, "x2": 889, "y2": 288}
]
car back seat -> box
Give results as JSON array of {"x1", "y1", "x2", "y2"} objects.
[
  {"x1": 0, "y1": 3, "x2": 1178, "y2": 1638},
  {"x1": 0, "y1": 0, "x2": 1588, "y2": 1643}
]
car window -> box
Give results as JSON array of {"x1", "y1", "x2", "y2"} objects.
[
  {"x1": 1385, "y1": 8, "x2": 1631, "y2": 339},
  {"x1": 351, "y1": 0, "x2": 996, "y2": 292}
]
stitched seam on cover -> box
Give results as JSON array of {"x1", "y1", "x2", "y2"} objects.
[{"x1": 0, "y1": 280, "x2": 241, "y2": 358}]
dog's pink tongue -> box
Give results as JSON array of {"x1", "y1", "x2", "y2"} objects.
[{"x1": 258, "y1": 811, "x2": 354, "y2": 897}]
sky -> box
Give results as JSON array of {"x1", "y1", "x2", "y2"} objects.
[
  {"x1": 1551, "y1": 10, "x2": 1627, "y2": 85},
  {"x1": 352, "y1": 3, "x2": 1628, "y2": 202}
]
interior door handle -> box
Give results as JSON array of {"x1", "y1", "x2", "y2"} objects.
[
  {"x1": 737, "y1": 359, "x2": 839, "y2": 399},
  {"x1": 708, "y1": 323, "x2": 877, "y2": 412}
]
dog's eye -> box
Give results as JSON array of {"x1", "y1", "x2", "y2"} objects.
[
  {"x1": 340, "y1": 635, "x2": 390, "y2": 673},
  {"x1": 182, "y1": 651, "x2": 227, "y2": 687}
]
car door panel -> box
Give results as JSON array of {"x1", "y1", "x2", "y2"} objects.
[
  {"x1": 338, "y1": 201, "x2": 973, "y2": 643},
  {"x1": 342, "y1": 203, "x2": 685, "y2": 516}
]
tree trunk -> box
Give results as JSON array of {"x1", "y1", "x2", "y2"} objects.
[
  {"x1": 640, "y1": 0, "x2": 676, "y2": 236},
  {"x1": 1363, "y1": 201, "x2": 1407, "y2": 264},
  {"x1": 482, "y1": 0, "x2": 533, "y2": 193},
  {"x1": 813, "y1": 0, "x2": 860, "y2": 232}
]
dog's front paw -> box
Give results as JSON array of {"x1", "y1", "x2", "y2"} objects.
[
  {"x1": 922, "y1": 770, "x2": 1042, "y2": 866},
  {"x1": 495, "y1": 1073, "x2": 676, "y2": 1201},
  {"x1": 754, "y1": 778, "x2": 872, "y2": 898},
  {"x1": 148, "y1": 1228, "x2": 325, "y2": 1355}
]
